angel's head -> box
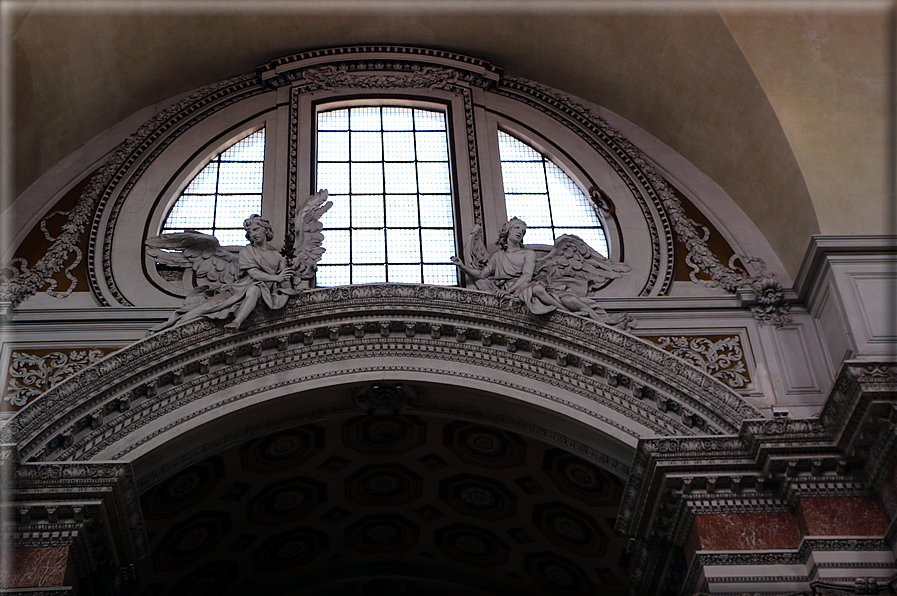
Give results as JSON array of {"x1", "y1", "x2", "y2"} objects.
[
  {"x1": 496, "y1": 217, "x2": 526, "y2": 249},
  {"x1": 244, "y1": 214, "x2": 274, "y2": 243}
]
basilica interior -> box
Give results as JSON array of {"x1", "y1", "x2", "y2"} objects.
[{"x1": 1, "y1": 3, "x2": 895, "y2": 595}]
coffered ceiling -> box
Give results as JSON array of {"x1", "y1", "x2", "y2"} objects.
[{"x1": 135, "y1": 412, "x2": 631, "y2": 596}]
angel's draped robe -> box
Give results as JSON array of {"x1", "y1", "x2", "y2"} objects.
[
  {"x1": 178, "y1": 244, "x2": 296, "y2": 321},
  {"x1": 477, "y1": 247, "x2": 611, "y2": 319},
  {"x1": 479, "y1": 248, "x2": 557, "y2": 315}
]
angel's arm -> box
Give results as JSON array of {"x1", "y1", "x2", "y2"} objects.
[
  {"x1": 240, "y1": 250, "x2": 294, "y2": 284},
  {"x1": 450, "y1": 255, "x2": 494, "y2": 280},
  {"x1": 503, "y1": 250, "x2": 536, "y2": 293},
  {"x1": 245, "y1": 266, "x2": 293, "y2": 284}
]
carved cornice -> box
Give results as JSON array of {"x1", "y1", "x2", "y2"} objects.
[
  {"x1": 257, "y1": 45, "x2": 503, "y2": 84},
  {"x1": 3, "y1": 455, "x2": 147, "y2": 594},
  {"x1": 682, "y1": 538, "x2": 896, "y2": 596},
  {"x1": 0, "y1": 285, "x2": 758, "y2": 468},
  {"x1": 617, "y1": 360, "x2": 897, "y2": 596}
]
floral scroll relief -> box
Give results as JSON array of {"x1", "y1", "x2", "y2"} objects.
[
  {"x1": 4, "y1": 349, "x2": 111, "y2": 408},
  {"x1": 653, "y1": 336, "x2": 750, "y2": 389}
]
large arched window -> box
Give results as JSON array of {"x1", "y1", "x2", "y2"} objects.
[
  {"x1": 498, "y1": 130, "x2": 609, "y2": 257},
  {"x1": 314, "y1": 106, "x2": 458, "y2": 287},
  {"x1": 161, "y1": 129, "x2": 266, "y2": 246},
  {"x1": 112, "y1": 48, "x2": 679, "y2": 309}
]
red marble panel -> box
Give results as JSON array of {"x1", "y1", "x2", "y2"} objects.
[
  {"x1": 879, "y1": 461, "x2": 897, "y2": 520},
  {"x1": 694, "y1": 512, "x2": 801, "y2": 550},
  {"x1": 684, "y1": 521, "x2": 701, "y2": 566},
  {"x1": 797, "y1": 496, "x2": 889, "y2": 537},
  {"x1": 0, "y1": 546, "x2": 71, "y2": 588}
]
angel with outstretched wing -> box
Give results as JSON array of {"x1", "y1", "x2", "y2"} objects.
[
  {"x1": 451, "y1": 218, "x2": 635, "y2": 328},
  {"x1": 289, "y1": 189, "x2": 332, "y2": 283},
  {"x1": 146, "y1": 215, "x2": 296, "y2": 332}
]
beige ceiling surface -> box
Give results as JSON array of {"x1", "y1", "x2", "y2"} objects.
[{"x1": 7, "y1": 1, "x2": 893, "y2": 276}]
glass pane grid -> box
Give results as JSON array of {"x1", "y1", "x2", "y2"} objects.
[
  {"x1": 162, "y1": 129, "x2": 265, "y2": 243},
  {"x1": 498, "y1": 130, "x2": 608, "y2": 257},
  {"x1": 317, "y1": 105, "x2": 457, "y2": 287}
]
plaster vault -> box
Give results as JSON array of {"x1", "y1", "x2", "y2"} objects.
[{"x1": 2, "y1": 41, "x2": 895, "y2": 596}]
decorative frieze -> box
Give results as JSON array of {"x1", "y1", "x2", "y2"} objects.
[
  {"x1": 643, "y1": 334, "x2": 751, "y2": 389},
  {"x1": 3, "y1": 348, "x2": 118, "y2": 412},
  {"x1": 0, "y1": 285, "x2": 760, "y2": 468}
]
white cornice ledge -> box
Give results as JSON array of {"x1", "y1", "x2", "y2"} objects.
[{"x1": 793, "y1": 235, "x2": 897, "y2": 302}]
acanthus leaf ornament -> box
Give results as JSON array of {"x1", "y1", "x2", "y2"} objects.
[
  {"x1": 5, "y1": 349, "x2": 109, "y2": 408},
  {"x1": 654, "y1": 336, "x2": 750, "y2": 389}
]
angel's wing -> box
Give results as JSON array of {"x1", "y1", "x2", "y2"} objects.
[
  {"x1": 145, "y1": 231, "x2": 241, "y2": 291},
  {"x1": 535, "y1": 234, "x2": 630, "y2": 293},
  {"x1": 463, "y1": 224, "x2": 489, "y2": 268},
  {"x1": 292, "y1": 189, "x2": 333, "y2": 279}
]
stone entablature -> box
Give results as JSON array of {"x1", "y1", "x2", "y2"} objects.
[
  {"x1": 618, "y1": 361, "x2": 897, "y2": 596},
  {"x1": 1, "y1": 447, "x2": 146, "y2": 595},
  {"x1": 0, "y1": 285, "x2": 759, "y2": 471}
]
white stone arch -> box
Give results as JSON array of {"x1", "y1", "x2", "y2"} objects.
[{"x1": 2, "y1": 285, "x2": 761, "y2": 490}]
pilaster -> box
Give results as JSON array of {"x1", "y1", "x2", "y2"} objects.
[
  {"x1": 1, "y1": 447, "x2": 148, "y2": 595},
  {"x1": 618, "y1": 361, "x2": 897, "y2": 595}
]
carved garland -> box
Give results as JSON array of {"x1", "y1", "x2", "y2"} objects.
[
  {"x1": 498, "y1": 74, "x2": 791, "y2": 324},
  {"x1": 2, "y1": 45, "x2": 789, "y2": 326}
]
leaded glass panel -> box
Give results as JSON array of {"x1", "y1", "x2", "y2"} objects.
[
  {"x1": 316, "y1": 106, "x2": 458, "y2": 286},
  {"x1": 498, "y1": 130, "x2": 609, "y2": 256},
  {"x1": 161, "y1": 129, "x2": 265, "y2": 245}
]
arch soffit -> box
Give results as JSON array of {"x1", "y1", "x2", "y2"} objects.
[{"x1": 1, "y1": 285, "x2": 761, "y2": 485}]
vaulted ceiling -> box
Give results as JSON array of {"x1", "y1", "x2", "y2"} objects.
[
  {"x1": 7, "y1": 1, "x2": 892, "y2": 276},
  {"x1": 136, "y1": 412, "x2": 631, "y2": 596}
]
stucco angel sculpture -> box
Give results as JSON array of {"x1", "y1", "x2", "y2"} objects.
[
  {"x1": 145, "y1": 190, "x2": 332, "y2": 332},
  {"x1": 450, "y1": 218, "x2": 635, "y2": 329}
]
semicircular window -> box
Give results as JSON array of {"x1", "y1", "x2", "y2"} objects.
[
  {"x1": 498, "y1": 130, "x2": 609, "y2": 257},
  {"x1": 161, "y1": 129, "x2": 265, "y2": 246}
]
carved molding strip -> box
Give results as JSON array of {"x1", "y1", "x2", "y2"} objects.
[{"x1": 0, "y1": 285, "x2": 758, "y2": 465}]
